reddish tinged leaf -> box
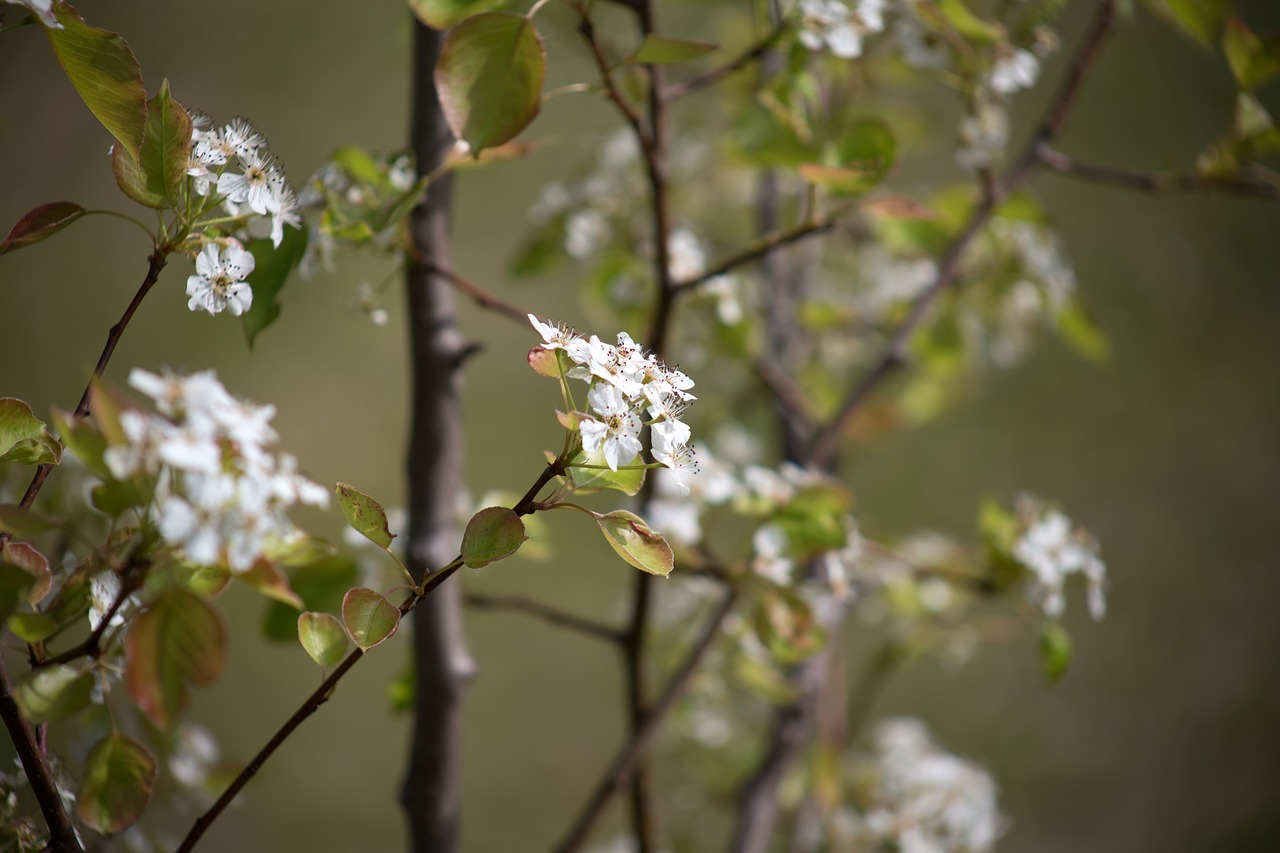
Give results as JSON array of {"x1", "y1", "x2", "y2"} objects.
[
  {"x1": 334, "y1": 482, "x2": 395, "y2": 549},
  {"x1": 342, "y1": 587, "x2": 400, "y2": 650},
  {"x1": 0, "y1": 202, "x2": 86, "y2": 255},
  {"x1": 596, "y1": 510, "x2": 673, "y2": 576},
  {"x1": 238, "y1": 558, "x2": 304, "y2": 609},
  {"x1": 125, "y1": 589, "x2": 226, "y2": 727},
  {"x1": 2, "y1": 541, "x2": 52, "y2": 604},
  {"x1": 77, "y1": 734, "x2": 156, "y2": 835}
]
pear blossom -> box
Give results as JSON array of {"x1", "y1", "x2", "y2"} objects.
[
  {"x1": 988, "y1": 47, "x2": 1040, "y2": 95},
  {"x1": 186, "y1": 242, "x2": 255, "y2": 316},
  {"x1": 580, "y1": 384, "x2": 643, "y2": 471},
  {"x1": 797, "y1": 0, "x2": 887, "y2": 59},
  {"x1": 218, "y1": 148, "x2": 280, "y2": 216},
  {"x1": 1014, "y1": 508, "x2": 1107, "y2": 619}
]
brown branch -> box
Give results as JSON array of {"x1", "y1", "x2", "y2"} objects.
[
  {"x1": 670, "y1": 218, "x2": 838, "y2": 295},
  {"x1": 176, "y1": 464, "x2": 562, "y2": 853},
  {"x1": 0, "y1": 654, "x2": 81, "y2": 852},
  {"x1": 32, "y1": 561, "x2": 144, "y2": 669},
  {"x1": 552, "y1": 585, "x2": 740, "y2": 853},
  {"x1": 1035, "y1": 143, "x2": 1280, "y2": 199},
  {"x1": 578, "y1": 19, "x2": 652, "y2": 155},
  {"x1": 419, "y1": 261, "x2": 531, "y2": 326},
  {"x1": 663, "y1": 26, "x2": 786, "y2": 100},
  {"x1": 808, "y1": 0, "x2": 1121, "y2": 470},
  {"x1": 464, "y1": 592, "x2": 623, "y2": 643}
]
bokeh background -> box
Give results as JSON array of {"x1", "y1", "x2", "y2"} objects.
[{"x1": 2, "y1": 1, "x2": 1279, "y2": 850}]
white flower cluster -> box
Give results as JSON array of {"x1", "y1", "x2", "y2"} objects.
[
  {"x1": 797, "y1": 0, "x2": 887, "y2": 59},
  {"x1": 103, "y1": 368, "x2": 328, "y2": 572},
  {"x1": 1014, "y1": 507, "x2": 1107, "y2": 620},
  {"x1": 186, "y1": 115, "x2": 301, "y2": 250},
  {"x1": 848, "y1": 718, "x2": 1005, "y2": 852},
  {"x1": 529, "y1": 315, "x2": 697, "y2": 487}
]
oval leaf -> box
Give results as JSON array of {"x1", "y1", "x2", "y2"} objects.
[
  {"x1": 568, "y1": 449, "x2": 646, "y2": 496},
  {"x1": 298, "y1": 611, "x2": 349, "y2": 668},
  {"x1": 0, "y1": 202, "x2": 86, "y2": 255},
  {"x1": 241, "y1": 224, "x2": 308, "y2": 347},
  {"x1": 0, "y1": 398, "x2": 62, "y2": 466},
  {"x1": 77, "y1": 734, "x2": 157, "y2": 835},
  {"x1": 261, "y1": 554, "x2": 360, "y2": 641},
  {"x1": 597, "y1": 510, "x2": 673, "y2": 577},
  {"x1": 8, "y1": 611, "x2": 59, "y2": 643},
  {"x1": 3, "y1": 542, "x2": 53, "y2": 605},
  {"x1": 124, "y1": 589, "x2": 227, "y2": 727},
  {"x1": 0, "y1": 504, "x2": 56, "y2": 537},
  {"x1": 15, "y1": 665, "x2": 94, "y2": 723},
  {"x1": 342, "y1": 588, "x2": 400, "y2": 650},
  {"x1": 334, "y1": 483, "x2": 396, "y2": 549},
  {"x1": 236, "y1": 558, "x2": 303, "y2": 609},
  {"x1": 409, "y1": 0, "x2": 506, "y2": 29},
  {"x1": 435, "y1": 12, "x2": 546, "y2": 153},
  {"x1": 461, "y1": 506, "x2": 525, "y2": 568},
  {"x1": 631, "y1": 35, "x2": 717, "y2": 65},
  {"x1": 0, "y1": 565, "x2": 36, "y2": 623},
  {"x1": 45, "y1": 7, "x2": 147, "y2": 161},
  {"x1": 1039, "y1": 621, "x2": 1073, "y2": 684}
]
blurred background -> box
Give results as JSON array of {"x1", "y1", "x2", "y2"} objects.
[{"x1": 2, "y1": 0, "x2": 1278, "y2": 850}]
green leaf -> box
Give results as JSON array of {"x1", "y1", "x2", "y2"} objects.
[
  {"x1": 261, "y1": 554, "x2": 359, "y2": 641},
  {"x1": 125, "y1": 589, "x2": 226, "y2": 727},
  {"x1": 0, "y1": 202, "x2": 86, "y2": 256},
  {"x1": 8, "y1": 611, "x2": 58, "y2": 643},
  {"x1": 409, "y1": 0, "x2": 506, "y2": 29},
  {"x1": 1222, "y1": 16, "x2": 1280, "y2": 90},
  {"x1": 802, "y1": 119, "x2": 897, "y2": 197},
  {"x1": 3, "y1": 542, "x2": 52, "y2": 605},
  {"x1": 236, "y1": 559, "x2": 303, "y2": 608},
  {"x1": 0, "y1": 566, "x2": 35, "y2": 624},
  {"x1": 1039, "y1": 621, "x2": 1072, "y2": 683},
  {"x1": 567, "y1": 449, "x2": 646, "y2": 496},
  {"x1": 112, "y1": 79, "x2": 193, "y2": 209},
  {"x1": 0, "y1": 398, "x2": 62, "y2": 466},
  {"x1": 753, "y1": 588, "x2": 827, "y2": 664},
  {"x1": 936, "y1": 0, "x2": 1005, "y2": 42},
  {"x1": 334, "y1": 483, "x2": 396, "y2": 549},
  {"x1": 240, "y1": 224, "x2": 308, "y2": 347},
  {"x1": 77, "y1": 734, "x2": 156, "y2": 835},
  {"x1": 51, "y1": 408, "x2": 109, "y2": 478},
  {"x1": 460, "y1": 506, "x2": 525, "y2": 568},
  {"x1": 90, "y1": 478, "x2": 151, "y2": 515},
  {"x1": 0, "y1": 504, "x2": 55, "y2": 537},
  {"x1": 1142, "y1": 0, "x2": 1229, "y2": 46},
  {"x1": 772, "y1": 484, "x2": 852, "y2": 560},
  {"x1": 342, "y1": 588, "x2": 400, "y2": 650},
  {"x1": 630, "y1": 35, "x2": 717, "y2": 65},
  {"x1": 15, "y1": 665, "x2": 93, "y2": 723},
  {"x1": 435, "y1": 12, "x2": 546, "y2": 154},
  {"x1": 596, "y1": 510, "x2": 673, "y2": 577},
  {"x1": 389, "y1": 658, "x2": 414, "y2": 713},
  {"x1": 88, "y1": 377, "x2": 129, "y2": 446},
  {"x1": 45, "y1": 6, "x2": 147, "y2": 162},
  {"x1": 298, "y1": 611, "x2": 349, "y2": 668}
]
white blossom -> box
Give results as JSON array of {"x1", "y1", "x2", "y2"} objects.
[
  {"x1": 988, "y1": 47, "x2": 1040, "y2": 95},
  {"x1": 186, "y1": 242, "x2": 255, "y2": 316},
  {"x1": 5, "y1": 0, "x2": 60, "y2": 27},
  {"x1": 580, "y1": 384, "x2": 644, "y2": 472},
  {"x1": 798, "y1": 0, "x2": 887, "y2": 59},
  {"x1": 1014, "y1": 508, "x2": 1107, "y2": 620}
]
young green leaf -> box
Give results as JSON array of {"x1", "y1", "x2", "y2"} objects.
[
  {"x1": 77, "y1": 734, "x2": 157, "y2": 835},
  {"x1": 241, "y1": 225, "x2": 308, "y2": 347},
  {"x1": 15, "y1": 665, "x2": 94, "y2": 723},
  {"x1": 596, "y1": 510, "x2": 674, "y2": 577},
  {"x1": 0, "y1": 504, "x2": 56, "y2": 537},
  {"x1": 409, "y1": 0, "x2": 506, "y2": 29},
  {"x1": 936, "y1": 0, "x2": 1004, "y2": 42},
  {"x1": 45, "y1": 6, "x2": 148, "y2": 161},
  {"x1": 298, "y1": 611, "x2": 349, "y2": 668},
  {"x1": 334, "y1": 483, "x2": 396, "y2": 549},
  {"x1": 0, "y1": 202, "x2": 86, "y2": 256},
  {"x1": 1223, "y1": 15, "x2": 1280, "y2": 91},
  {"x1": 8, "y1": 611, "x2": 59, "y2": 644},
  {"x1": 260, "y1": 554, "x2": 360, "y2": 641},
  {"x1": 342, "y1": 588, "x2": 400, "y2": 650},
  {"x1": 461, "y1": 506, "x2": 525, "y2": 568},
  {"x1": 1039, "y1": 621, "x2": 1073, "y2": 683},
  {"x1": 125, "y1": 589, "x2": 227, "y2": 727},
  {"x1": 435, "y1": 12, "x2": 546, "y2": 154},
  {"x1": 0, "y1": 565, "x2": 35, "y2": 624},
  {"x1": 1141, "y1": 0, "x2": 1228, "y2": 47},
  {"x1": 112, "y1": 79, "x2": 193, "y2": 209},
  {"x1": 236, "y1": 559, "x2": 303, "y2": 609},
  {"x1": 753, "y1": 588, "x2": 827, "y2": 664},
  {"x1": 0, "y1": 398, "x2": 62, "y2": 466},
  {"x1": 630, "y1": 35, "x2": 717, "y2": 65},
  {"x1": 568, "y1": 449, "x2": 646, "y2": 496}
]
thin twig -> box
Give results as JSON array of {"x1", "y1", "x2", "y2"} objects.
[
  {"x1": 1035, "y1": 143, "x2": 1280, "y2": 199},
  {"x1": 33, "y1": 563, "x2": 144, "y2": 669},
  {"x1": 176, "y1": 464, "x2": 563, "y2": 853},
  {"x1": 464, "y1": 592, "x2": 623, "y2": 643},
  {"x1": 419, "y1": 260, "x2": 531, "y2": 326},
  {"x1": 663, "y1": 25, "x2": 786, "y2": 100},
  {"x1": 670, "y1": 218, "x2": 838, "y2": 294},
  {"x1": 552, "y1": 586, "x2": 740, "y2": 853},
  {"x1": 809, "y1": 0, "x2": 1120, "y2": 470}
]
